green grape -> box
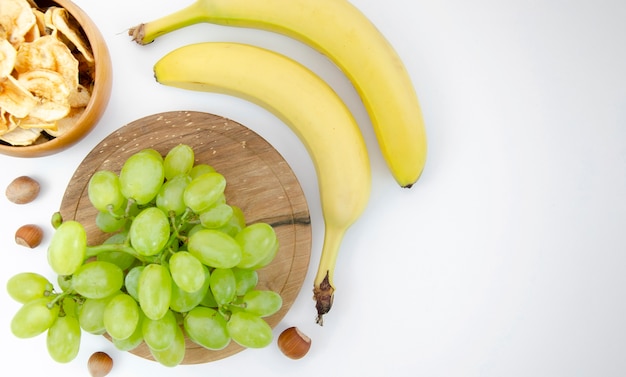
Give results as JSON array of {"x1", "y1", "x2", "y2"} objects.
[
  {"x1": 57, "y1": 275, "x2": 72, "y2": 292},
  {"x1": 10, "y1": 296, "x2": 59, "y2": 339},
  {"x1": 142, "y1": 309, "x2": 178, "y2": 351},
  {"x1": 138, "y1": 263, "x2": 172, "y2": 320},
  {"x1": 242, "y1": 290, "x2": 283, "y2": 317},
  {"x1": 149, "y1": 323, "x2": 185, "y2": 367},
  {"x1": 46, "y1": 315, "x2": 81, "y2": 363},
  {"x1": 119, "y1": 148, "x2": 165, "y2": 205},
  {"x1": 124, "y1": 265, "x2": 144, "y2": 301},
  {"x1": 6, "y1": 272, "x2": 53, "y2": 304},
  {"x1": 61, "y1": 296, "x2": 79, "y2": 318},
  {"x1": 79, "y1": 295, "x2": 117, "y2": 334},
  {"x1": 113, "y1": 310, "x2": 144, "y2": 351},
  {"x1": 232, "y1": 268, "x2": 259, "y2": 296},
  {"x1": 97, "y1": 233, "x2": 136, "y2": 270},
  {"x1": 103, "y1": 292, "x2": 140, "y2": 340},
  {"x1": 188, "y1": 229, "x2": 242, "y2": 269},
  {"x1": 199, "y1": 202, "x2": 234, "y2": 228},
  {"x1": 200, "y1": 285, "x2": 218, "y2": 308},
  {"x1": 209, "y1": 268, "x2": 236, "y2": 307},
  {"x1": 156, "y1": 174, "x2": 191, "y2": 216},
  {"x1": 72, "y1": 261, "x2": 124, "y2": 299},
  {"x1": 227, "y1": 311, "x2": 273, "y2": 348},
  {"x1": 169, "y1": 251, "x2": 205, "y2": 293},
  {"x1": 51, "y1": 211, "x2": 63, "y2": 229},
  {"x1": 88, "y1": 170, "x2": 125, "y2": 213},
  {"x1": 95, "y1": 210, "x2": 127, "y2": 233},
  {"x1": 129, "y1": 207, "x2": 170, "y2": 256},
  {"x1": 235, "y1": 223, "x2": 279, "y2": 269},
  {"x1": 215, "y1": 205, "x2": 246, "y2": 237},
  {"x1": 163, "y1": 143, "x2": 194, "y2": 180},
  {"x1": 48, "y1": 220, "x2": 87, "y2": 276},
  {"x1": 184, "y1": 306, "x2": 230, "y2": 350},
  {"x1": 188, "y1": 163, "x2": 215, "y2": 180},
  {"x1": 170, "y1": 265, "x2": 210, "y2": 313},
  {"x1": 183, "y1": 171, "x2": 226, "y2": 213}
]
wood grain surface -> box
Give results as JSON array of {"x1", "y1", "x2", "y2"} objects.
[{"x1": 59, "y1": 111, "x2": 312, "y2": 364}]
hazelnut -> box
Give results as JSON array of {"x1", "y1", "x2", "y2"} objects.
[
  {"x1": 6, "y1": 176, "x2": 40, "y2": 204},
  {"x1": 87, "y1": 351, "x2": 113, "y2": 377},
  {"x1": 15, "y1": 224, "x2": 44, "y2": 248},
  {"x1": 277, "y1": 326, "x2": 311, "y2": 359}
]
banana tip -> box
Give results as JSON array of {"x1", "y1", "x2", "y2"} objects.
[{"x1": 313, "y1": 272, "x2": 334, "y2": 326}]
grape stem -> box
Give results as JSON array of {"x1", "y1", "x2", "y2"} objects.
[{"x1": 85, "y1": 243, "x2": 160, "y2": 264}]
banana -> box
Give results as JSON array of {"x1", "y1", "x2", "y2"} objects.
[
  {"x1": 129, "y1": 0, "x2": 427, "y2": 188},
  {"x1": 153, "y1": 42, "x2": 371, "y2": 324}
]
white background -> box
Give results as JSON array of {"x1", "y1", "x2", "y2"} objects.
[{"x1": 1, "y1": 0, "x2": 625, "y2": 376}]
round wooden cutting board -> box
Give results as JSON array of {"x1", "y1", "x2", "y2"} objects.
[{"x1": 59, "y1": 111, "x2": 312, "y2": 364}]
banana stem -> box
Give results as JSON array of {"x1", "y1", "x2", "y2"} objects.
[
  {"x1": 313, "y1": 225, "x2": 346, "y2": 326},
  {"x1": 128, "y1": 0, "x2": 210, "y2": 45}
]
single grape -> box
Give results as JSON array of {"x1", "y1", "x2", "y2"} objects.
[
  {"x1": 199, "y1": 202, "x2": 234, "y2": 228},
  {"x1": 10, "y1": 296, "x2": 60, "y2": 339},
  {"x1": 188, "y1": 229, "x2": 242, "y2": 269},
  {"x1": 183, "y1": 171, "x2": 226, "y2": 213},
  {"x1": 88, "y1": 170, "x2": 125, "y2": 213},
  {"x1": 235, "y1": 223, "x2": 279, "y2": 269},
  {"x1": 6, "y1": 272, "x2": 53, "y2": 304},
  {"x1": 95, "y1": 210, "x2": 127, "y2": 233},
  {"x1": 215, "y1": 205, "x2": 246, "y2": 237},
  {"x1": 46, "y1": 315, "x2": 81, "y2": 363},
  {"x1": 124, "y1": 265, "x2": 144, "y2": 301},
  {"x1": 142, "y1": 308, "x2": 178, "y2": 352},
  {"x1": 184, "y1": 306, "x2": 230, "y2": 350},
  {"x1": 232, "y1": 268, "x2": 259, "y2": 296},
  {"x1": 112, "y1": 310, "x2": 145, "y2": 351},
  {"x1": 79, "y1": 295, "x2": 117, "y2": 335},
  {"x1": 169, "y1": 265, "x2": 210, "y2": 313},
  {"x1": 188, "y1": 163, "x2": 215, "y2": 180},
  {"x1": 47, "y1": 220, "x2": 87, "y2": 276},
  {"x1": 129, "y1": 207, "x2": 170, "y2": 256},
  {"x1": 97, "y1": 233, "x2": 136, "y2": 270},
  {"x1": 149, "y1": 322, "x2": 186, "y2": 367},
  {"x1": 163, "y1": 143, "x2": 194, "y2": 180},
  {"x1": 227, "y1": 311, "x2": 273, "y2": 348},
  {"x1": 169, "y1": 251, "x2": 205, "y2": 293},
  {"x1": 103, "y1": 292, "x2": 140, "y2": 340},
  {"x1": 200, "y1": 285, "x2": 218, "y2": 308},
  {"x1": 119, "y1": 148, "x2": 165, "y2": 205},
  {"x1": 242, "y1": 290, "x2": 283, "y2": 317},
  {"x1": 138, "y1": 263, "x2": 172, "y2": 320},
  {"x1": 72, "y1": 261, "x2": 124, "y2": 299},
  {"x1": 156, "y1": 174, "x2": 191, "y2": 216},
  {"x1": 209, "y1": 268, "x2": 236, "y2": 307}
]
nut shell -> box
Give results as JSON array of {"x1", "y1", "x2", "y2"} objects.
[
  {"x1": 87, "y1": 351, "x2": 113, "y2": 377},
  {"x1": 6, "y1": 176, "x2": 40, "y2": 204},
  {"x1": 277, "y1": 326, "x2": 311, "y2": 359},
  {"x1": 15, "y1": 224, "x2": 44, "y2": 248}
]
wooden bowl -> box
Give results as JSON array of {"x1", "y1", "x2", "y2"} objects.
[
  {"x1": 0, "y1": 0, "x2": 112, "y2": 157},
  {"x1": 59, "y1": 111, "x2": 312, "y2": 364}
]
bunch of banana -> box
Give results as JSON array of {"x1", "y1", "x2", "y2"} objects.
[
  {"x1": 131, "y1": 0, "x2": 428, "y2": 324},
  {"x1": 153, "y1": 42, "x2": 371, "y2": 325},
  {"x1": 129, "y1": 0, "x2": 428, "y2": 188}
]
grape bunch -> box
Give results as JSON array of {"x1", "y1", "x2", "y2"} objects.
[{"x1": 6, "y1": 144, "x2": 283, "y2": 367}]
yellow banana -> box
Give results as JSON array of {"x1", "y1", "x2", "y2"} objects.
[
  {"x1": 129, "y1": 0, "x2": 427, "y2": 188},
  {"x1": 153, "y1": 42, "x2": 371, "y2": 324}
]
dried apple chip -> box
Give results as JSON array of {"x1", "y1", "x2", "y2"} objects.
[
  {"x1": 0, "y1": 75, "x2": 37, "y2": 118},
  {"x1": 0, "y1": 38, "x2": 17, "y2": 78},
  {"x1": 14, "y1": 35, "x2": 79, "y2": 91},
  {"x1": 0, "y1": 0, "x2": 36, "y2": 46},
  {"x1": 48, "y1": 7, "x2": 94, "y2": 63},
  {"x1": 45, "y1": 106, "x2": 83, "y2": 137},
  {"x1": 0, "y1": 124, "x2": 41, "y2": 146},
  {"x1": 14, "y1": 115, "x2": 57, "y2": 131}
]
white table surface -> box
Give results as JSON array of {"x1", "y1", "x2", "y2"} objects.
[{"x1": 1, "y1": 0, "x2": 625, "y2": 376}]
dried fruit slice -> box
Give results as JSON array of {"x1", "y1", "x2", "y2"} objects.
[
  {"x1": 18, "y1": 69, "x2": 71, "y2": 122},
  {"x1": 45, "y1": 107, "x2": 83, "y2": 137},
  {"x1": 0, "y1": 125, "x2": 41, "y2": 146},
  {"x1": 0, "y1": 0, "x2": 37, "y2": 46},
  {"x1": 14, "y1": 35, "x2": 79, "y2": 91},
  {"x1": 48, "y1": 7, "x2": 94, "y2": 63},
  {"x1": 0, "y1": 38, "x2": 17, "y2": 78},
  {"x1": 0, "y1": 75, "x2": 37, "y2": 118}
]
